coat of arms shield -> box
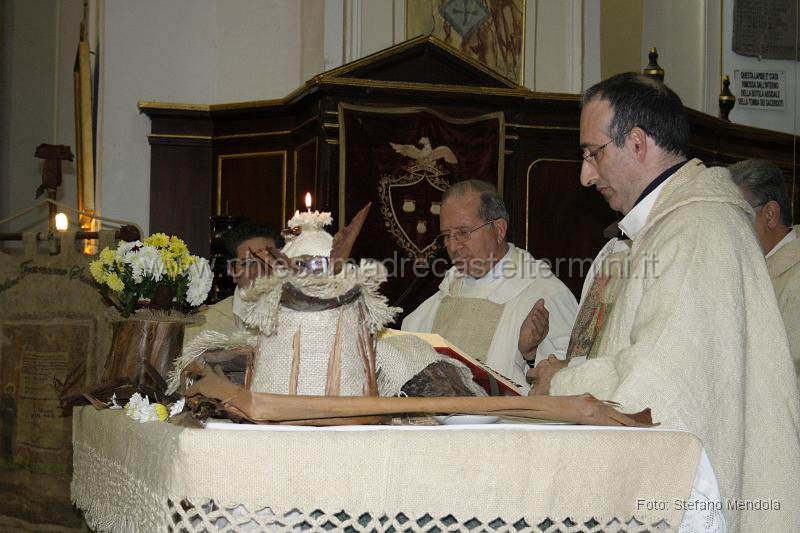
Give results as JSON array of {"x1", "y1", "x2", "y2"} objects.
[{"x1": 379, "y1": 165, "x2": 450, "y2": 259}]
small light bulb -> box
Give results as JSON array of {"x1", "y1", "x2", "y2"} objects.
[
  {"x1": 304, "y1": 192, "x2": 312, "y2": 211},
  {"x1": 55, "y1": 212, "x2": 68, "y2": 231}
]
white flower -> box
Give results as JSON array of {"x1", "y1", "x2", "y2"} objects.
[
  {"x1": 169, "y1": 397, "x2": 186, "y2": 417},
  {"x1": 125, "y1": 392, "x2": 167, "y2": 422},
  {"x1": 115, "y1": 240, "x2": 143, "y2": 260},
  {"x1": 186, "y1": 257, "x2": 213, "y2": 306},
  {"x1": 108, "y1": 393, "x2": 123, "y2": 409},
  {"x1": 125, "y1": 245, "x2": 165, "y2": 283}
]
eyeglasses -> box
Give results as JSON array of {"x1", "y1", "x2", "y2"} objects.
[
  {"x1": 581, "y1": 138, "x2": 615, "y2": 164},
  {"x1": 581, "y1": 127, "x2": 639, "y2": 164},
  {"x1": 226, "y1": 256, "x2": 264, "y2": 277},
  {"x1": 750, "y1": 200, "x2": 767, "y2": 210},
  {"x1": 437, "y1": 219, "x2": 496, "y2": 245}
]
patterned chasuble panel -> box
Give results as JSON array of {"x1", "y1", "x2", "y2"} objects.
[
  {"x1": 0, "y1": 232, "x2": 116, "y2": 531},
  {"x1": 431, "y1": 296, "x2": 503, "y2": 362}
]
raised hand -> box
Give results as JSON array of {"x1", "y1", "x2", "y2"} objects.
[
  {"x1": 251, "y1": 245, "x2": 295, "y2": 274},
  {"x1": 518, "y1": 298, "x2": 549, "y2": 362}
]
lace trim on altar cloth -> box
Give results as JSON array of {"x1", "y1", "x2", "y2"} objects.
[{"x1": 168, "y1": 499, "x2": 682, "y2": 532}]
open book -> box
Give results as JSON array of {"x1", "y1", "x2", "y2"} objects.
[{"x1": 381, "y1": 329, "x2": 524, "y2": 396}]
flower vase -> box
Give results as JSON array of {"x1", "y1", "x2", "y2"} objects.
[{"x1": 101, "y1": 316, "x2": 186, "y2": 390}]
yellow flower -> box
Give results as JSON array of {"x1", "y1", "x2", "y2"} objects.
[
  {"x1": 179, "y1": 253, "x2": 195, "y2": 271},
  {"x1": 168, "y1": 235, "x2": 189, "y2": 255},
  {"x1": 99, "y1": 247, "x2": 116, "y2": 265},
  {"x1": 106, "y1": 273, "x2": 125, "y2": 292},
  {"x1": 154, "y1": 403, "x2": 169, "y2": 421},
  {"x1": 89, "y1": 260, "x2": 107, "y2": 283},
  {"x1": 162, "y1": 256, "x2": 180, "y2": 279},
  {"x1": 144, "y1": 233, "x2": 170, "y2": 249}
]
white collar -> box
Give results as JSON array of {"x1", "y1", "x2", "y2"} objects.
[
  {"x1": 766, "y1": 227, "x2": 797, "y2": 259},
  {"x1": 617, "y1": 175, "x2": 674, "y2": 239}
]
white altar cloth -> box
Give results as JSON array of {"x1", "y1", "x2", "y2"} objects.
[{"x1": 71, "y1": 406, "x2": 723, "y2": 532}]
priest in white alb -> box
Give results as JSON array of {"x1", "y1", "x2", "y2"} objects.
[
  {"x1": 528, "y1": 73, "x2": 800, "y2": 531},
  {"x1": 729, "y1": 158, "x2": 800, "y2": 390},
  {"x1": 402, "y1": 179, "x2": 578, "y2": 392}
]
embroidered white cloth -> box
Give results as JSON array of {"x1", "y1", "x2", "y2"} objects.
[{"x1": 71, "y1": 407, "x2": 720, "y2": 532}]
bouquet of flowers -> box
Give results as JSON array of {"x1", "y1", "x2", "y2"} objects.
[{"x1": 89, "y1": 233, "x2": 213, "y2": 317}]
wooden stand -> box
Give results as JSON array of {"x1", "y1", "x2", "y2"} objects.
[{"x1": 102, "y1": 317, "x2": 186, "y2": 389}]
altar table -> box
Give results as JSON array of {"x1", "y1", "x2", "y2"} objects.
[{"x1": 71, "y1": 406, "x2": 723, "y2": 532}]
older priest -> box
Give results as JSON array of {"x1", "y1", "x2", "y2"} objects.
[
  {"x1": 729, "y1": 158, "x2": 800, "y2": 390},
  {"x1": 402, "y1": 180, "x2": 577, "y2": 390},
  {"x1": 529, "y1": 72, "x2": 800, "y2": 531}
]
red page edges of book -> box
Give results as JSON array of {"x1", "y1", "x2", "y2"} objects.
[{"x1": 433, "y1": 347, "x2": 522, "y2": 396}]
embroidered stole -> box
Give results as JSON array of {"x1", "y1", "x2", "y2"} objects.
[{"x1": 566, "y1": 249, "x2": 628, "y2": 360}]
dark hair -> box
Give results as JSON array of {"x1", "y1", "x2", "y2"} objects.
[
  {"x1": 442, "y1": 179, "x2": 509, "y2": 223},
  {"x1": 222, "y1": 221, "x2": 285, "y2": 257},
  {"x1": 728, "y1": 159, "x2": 792, "y2": 227},
  {"x1": 582, "y1": 72, "x2": 689, "y2": 157}
]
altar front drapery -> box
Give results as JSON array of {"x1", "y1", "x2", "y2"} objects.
[{"x1": 70, "y1": 407, "x2": 726, "y2": 532}]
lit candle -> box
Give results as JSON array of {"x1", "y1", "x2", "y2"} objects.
[{"x1": 305, "y1": 192, "x2": 312, "y2": 213}]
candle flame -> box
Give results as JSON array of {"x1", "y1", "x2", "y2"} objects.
[{"x1": 304, "y1": 192, "x2": 312, "y2": 210}]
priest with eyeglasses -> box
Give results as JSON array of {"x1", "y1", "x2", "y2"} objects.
[{"x1": 401, "y1": 179, "x2": 578, "y2": 392}]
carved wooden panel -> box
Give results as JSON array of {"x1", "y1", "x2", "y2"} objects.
[
  {"x1": 149, "y1": 140, "x2": 213, "y2": 256},
  {"x1": 216, "y1": 151, "x2": 287, "y2": 231}
]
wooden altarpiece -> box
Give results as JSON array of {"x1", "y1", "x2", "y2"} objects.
[{"x1": 140, "y1": 35, "x2": 799, "y2": 321}]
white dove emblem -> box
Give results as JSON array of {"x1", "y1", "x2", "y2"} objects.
[{"x1": 389, "y1": 137, "x2": 458, "y2": 165}]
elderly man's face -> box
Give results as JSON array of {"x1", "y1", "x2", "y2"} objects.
[
  {"x1": 439, "y1": 191, "x2": 507, "y2": 278},
  {"x1": 579, "y1": 98, "x2": 640, "y2": 214},
  {"x1": 230, "y1": 236, "x2": 277, "y2": 289}
]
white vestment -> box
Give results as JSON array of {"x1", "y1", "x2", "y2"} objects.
[
  {"x1": 402, "y1": 243, "x2": 578, "y2": 392},
  {"x1": 550, "y1": 160, "x2": 800, "y2": 531},
  {"x1": 766, "y1": 226, "x2": 800, "y2": 390}
]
